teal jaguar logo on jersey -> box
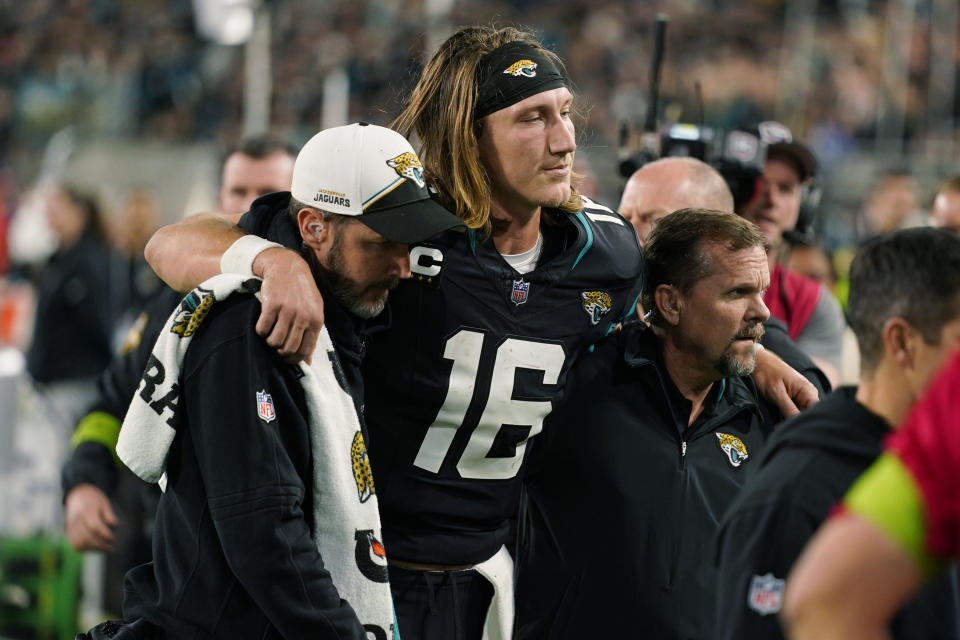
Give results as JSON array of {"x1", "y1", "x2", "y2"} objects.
[
  {"x1": 170, "y1": 286, "x2": 215, "y2": 338},
  {"x1": 716, "y1": 432, "x2": 749, "y2": 468},
  {"x1": 504, "y1": 59, "x2": 538, "y2": 77},
  {"x1": 386, "y1": 152, "x2": 426, "y2": 188},
  {"x1": 581, "y1": 291, "x2": 612, "y2": 325}
]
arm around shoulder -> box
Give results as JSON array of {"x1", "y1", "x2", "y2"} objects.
[{"x1": 144, "y1": 212, "x2": 245, "y2": 292}]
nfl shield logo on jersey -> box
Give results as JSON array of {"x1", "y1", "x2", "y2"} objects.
[
  {"x1": 256, "y1": 389, "x2": 276, "y2": 423},
  {"x1": 511, "y1": 279, "x2": 530, "y2": 306},
  {"x1": 747, "y1": 573, "x2": 784, "y2": 615}
]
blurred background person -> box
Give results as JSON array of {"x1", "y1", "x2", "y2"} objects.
[
  {"x1": 24, "y1": 183, "x2": 116, "y2": 435},
  {"x1": 930, "y1": 175, "x2": 960, "y2": 234},
  {"x1": 859, "y1": 170, "x2": 927, "y2": 238}
]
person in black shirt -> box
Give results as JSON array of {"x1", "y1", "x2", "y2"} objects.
[
  {"x1": 82, "y1": 123, "x2": 462, "y2": 639},
  {"x1": 516, "y1": 209, "x2": 775, "y2": 639},
  {"x1": 715, "y1": 227, "x2": 960, "y2": 640}
]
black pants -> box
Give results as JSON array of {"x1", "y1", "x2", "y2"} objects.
[{"x1": 390, "y1": 566, "x2": 494, "y2": 640}]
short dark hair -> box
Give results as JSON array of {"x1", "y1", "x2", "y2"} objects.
[
  {"x1": 642, "y1": 208, "x2": 766, "y2": 326},
  {"x1": 848, "y1": 227, "x2": 960, "y2": 373}
]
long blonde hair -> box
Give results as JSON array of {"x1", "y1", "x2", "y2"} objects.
[{"x1": 392, "y1": 25, "x2": 582, "y2": 237}]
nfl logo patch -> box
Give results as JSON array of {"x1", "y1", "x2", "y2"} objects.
[
  {"x1": 256, "y1": 389, "x2": 276, "y2": 423},
  {"x1": 747, "y1": 573, "x2": 784, "y2": 615},
  {"x1": 511, "y1": 279, "x2": 530, "y2": 306}
]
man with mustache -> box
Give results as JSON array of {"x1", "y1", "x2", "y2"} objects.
[{"x1": 516, "y1": 208, "x2": 774, "y2": 639}]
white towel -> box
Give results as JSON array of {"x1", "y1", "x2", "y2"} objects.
[
  {"x1": 476, "y1": 545, "x2": 515, "y2": 640},
  {"x1": 117, "y1": 273, "x2": 395, "y2": 638}
]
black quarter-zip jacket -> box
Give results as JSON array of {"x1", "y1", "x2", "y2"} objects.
[
  {"x1": 714, "y1": 387, "x2": 960, "y2": 640},
  {"x1": 515, "y1": 321, "x2": 772, "y2": 640}
]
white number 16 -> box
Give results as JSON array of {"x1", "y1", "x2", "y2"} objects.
[{"x1": 412, "y1": 329, "x2": 565, "y2": 480}]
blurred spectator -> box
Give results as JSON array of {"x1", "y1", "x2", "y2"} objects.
[
  {"x1": 785, "y1": 241, "x2": 836, "y2": 290},
  {"x1": 861, "y1": 170, "x2": 927, "y2": 237},
  {"x1": 25, "y1": 183, "x2": 116, "y2": 432},
  {"x1": 786, "y1": 240, "x2": 861, "y2": 385},
  {"x1": 930, "y1": 175, "x2": 960, "y2": 234},
  {"x1": 108, "y1": 187, "x2": 163, "y2": 326}
]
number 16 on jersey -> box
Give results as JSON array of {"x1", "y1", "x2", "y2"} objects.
[{"x1": 412, "y1": 328, "x2": 566, "y2": 481}]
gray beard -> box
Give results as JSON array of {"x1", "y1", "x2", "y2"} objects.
[{"x1": 309, "y1": 235, "x2": 392, "y2": 319}]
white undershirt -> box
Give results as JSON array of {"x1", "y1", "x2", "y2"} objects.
[{"x1": 500, "y1": 232, "x2": 543, "y2": 275}]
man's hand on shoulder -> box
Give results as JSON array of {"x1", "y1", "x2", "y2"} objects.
[
  {"x1": 754, "y1": 348, "x2": 819, "y2": 419},
  {"x1": 65, "y1": 484, "x2": 118, "y2": 552},
  {"x1": 253, "y1": 247, "x2": 325, "y2": 363}
]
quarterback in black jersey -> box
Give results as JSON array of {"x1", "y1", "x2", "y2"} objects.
[{"x1": 144, "y1": 25, "x2": 814, "y2": 640}]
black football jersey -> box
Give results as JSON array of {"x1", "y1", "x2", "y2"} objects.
[{"x1": 363, "y1": 197, "x2": 644, "y2": 564}]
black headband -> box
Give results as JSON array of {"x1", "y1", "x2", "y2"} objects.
[{"x1": 474, "y1": 42, "x2": 568, "y2": 121}]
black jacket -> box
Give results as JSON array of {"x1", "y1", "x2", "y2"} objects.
[
  {"x1": 715, "y1": 387, "x2": 959, "y2": 640},
  {"x1": 122, "y1": 202, "x2": 384, "y2": 638},
  {"x1": 27, "y1": 229, "x2": 116, "y2": 383},
  {"x1": 62, "y1": 286, "x2": 183, "y2": 498},
  {"x1": 515, "y1": 322, "x2": 772, "y2": 640}
]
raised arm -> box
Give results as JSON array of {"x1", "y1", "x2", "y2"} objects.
[{"x1": 144, "y1": 213, "x2": 323, "y2": 361}]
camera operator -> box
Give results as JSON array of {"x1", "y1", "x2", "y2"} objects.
[{"x1": 738, "y1": 122, "x2": 845, "y2": 387}]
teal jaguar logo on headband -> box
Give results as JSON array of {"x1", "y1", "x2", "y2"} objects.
[{"x1": 503, "y1": 60, "x2": 538, "y2": 78}]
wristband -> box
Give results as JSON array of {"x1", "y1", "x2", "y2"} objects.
[{"x1": 220, "y1": 235, "x2": 283, "y2": 276}]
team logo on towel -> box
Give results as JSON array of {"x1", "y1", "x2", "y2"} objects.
[
  {"x1": 512, "y1": 279, "x2": 530, "y2": 305},
  {"x1": 256, "y1": 389, "x2": 276, "y2": 423},
  {"x1": 716, "y1": 432, "x2": 749, "y2": 467},
  {"x1": 170, "y1": 286, "x2": 215, "y2": 338},
  {"x1": 351, "y1": 431, "x2": 375, "y2": 503},
  {"x1": 747, "y1": 573, "x2": 785, "y2": 615},
  {"x1": 581, "y1": 290, "x2": 612, "y2": 325},
  {"x1": 386, "y1": 152, "x2": 426, "y2": 188},
  {"x1": 354, "y1": 529, "x2": 389, "y2": 583},
  {"x1": 504, "y1": 59, "x2": 538, "y2": 77}
]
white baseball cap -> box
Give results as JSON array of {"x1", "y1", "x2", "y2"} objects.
[{"x1": 290, "y1": 122, "x2": 464, "y2": 244}]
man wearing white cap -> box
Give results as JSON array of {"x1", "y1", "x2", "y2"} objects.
[{"x1": 80, "y1": 123, "x2": 462, "y2": 640}]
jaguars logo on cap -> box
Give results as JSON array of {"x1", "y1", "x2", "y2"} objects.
[
  {"x1": 503, "y1": 59, "x2": 538, "y2": 77},
  {"x1": 351, "y1": 431, "x2": 375, "y2": 503},
  {"x1": 386, "y1": 152, "x2": 426, "y2": 188},
  {"x1": 581, "y1": 291, "x2": 612, "y2": 325},
  {"x1": 716, "y1": 432, "x2": 749, "y2": 468},
  {"x1": 170, "y1": 286, "x2": 215, "y2": 338}
]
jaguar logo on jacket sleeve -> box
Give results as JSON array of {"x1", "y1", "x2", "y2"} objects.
[{"x1": 715, "y1": 432, "x2": 749, "y2": 468}]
